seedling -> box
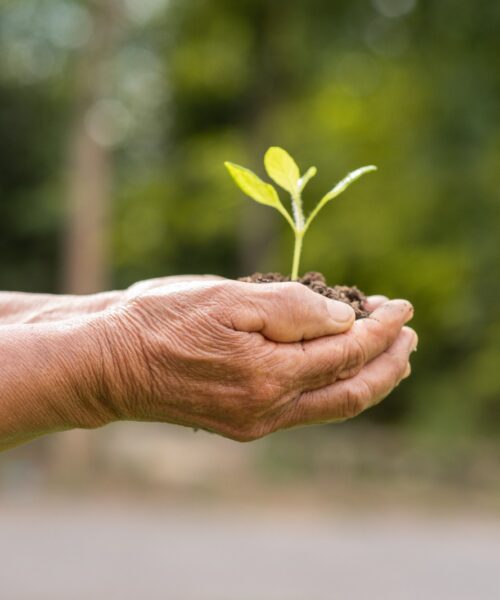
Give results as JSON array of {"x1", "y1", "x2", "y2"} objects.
[{"x1": 225, "y1": 147, "x2": 376, "y2": 281}]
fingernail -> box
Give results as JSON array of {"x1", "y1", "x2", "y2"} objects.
[{"x1": 328, "y1": 300, "x2": 355, "y2": 323}]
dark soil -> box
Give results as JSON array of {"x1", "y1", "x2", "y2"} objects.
[{"x1": 238, "y1": 271, "x2": 370, "y2": 319}]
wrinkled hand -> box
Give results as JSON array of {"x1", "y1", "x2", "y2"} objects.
[
  {"x1": 85, "y1": 280, "x2": 416, "y2": 441},
  {"x1": 0, "y1": 275, "x2": 222, "y2": 326}
]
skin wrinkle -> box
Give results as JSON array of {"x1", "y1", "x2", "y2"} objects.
[
  {"x1": 54, "y1": 321, "x2": 119, "y2": 428},
  {"x1": 85, "y1": 326, "x2": 123, "y2": 424},
  {"x1": 338, "y1": 334, "x2": 367, "y2": 379},
  {"x1": 0, "y1": 277, "x2": 416, "y2": 448},
  {"x1": 335, "y1": 305, "x2": 412, "y2": 380},
  {"x1": 286, "y1": 340, "x2": 342, "y2": 392},
  {"x1": 345, "y1": 377, "x2": 374, "y2": 417},
  {"x1": 132, "y1": 292, "x2": 410, "y2": 437},
  {"x1": 278, "y1": 330, "x2": 415, "y2": 431},
  {"x1": 285, "y1": 301, "x2": 412, "y2": 392},
  {"x1": 128, "y1": 320, "x2": 164, "y2": 410},
  {"x1": 0, "y1": 324, "x2": 91, "y2": 445},
  {"x1": 275, "y1": 389, "x2": 309, "y2": 433},
  {"x1": 95, "y1": 312, "x2": 147, "y2": 419},
  {"x1": 111, "y1": 290, "x2": 260, "y2": 427},
  {"x1": 31, "y1": 327, "x2": 81, "y2": 428}
]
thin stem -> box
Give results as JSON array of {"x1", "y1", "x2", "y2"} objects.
[
  {"x1": 303, "y1": 201, "x2": 322, "y2": 234},
  {"x1": 291, "y1": 191, "x2": 305, "y2": 231},
  {"x1": 291, "y1": 230, "x2": 304, "y2": 281},
  {"x1": 289, "y1": 188, "x2": 305, "y2": 281}
]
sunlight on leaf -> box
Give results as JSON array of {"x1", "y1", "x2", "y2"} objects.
[
  {"x1": 224, "y1": 161, "x2": 295, "y2": 229},
  {"x1": 264, "y1": 147, "x2": 300, "y2": 196},
  {"x1": 224, "y1": 161, "x2": 281, "y2": 207},
  {"x1": 225, "y1": 150, "x2": 377, "y2": 280}
]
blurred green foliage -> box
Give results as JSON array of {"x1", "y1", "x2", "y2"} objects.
[{"x1": 0, "y1": 0, "x2": 499, "y2": 438}]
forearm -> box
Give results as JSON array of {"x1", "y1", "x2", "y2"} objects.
[
  {"x1": 0, "y1": 321, "x2": 110, "y2": 451},
  {"x1": 0, "y1": 291, "x2": 121, "y2": 325}
]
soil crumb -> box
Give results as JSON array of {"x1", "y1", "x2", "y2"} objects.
[{"x1": 239, "y1": 271, "x2": 370, "y2": 319}]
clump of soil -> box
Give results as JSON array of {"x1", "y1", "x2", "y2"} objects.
[{"x1": 239, "y1": 271, "x2": 370, "y2": 319}]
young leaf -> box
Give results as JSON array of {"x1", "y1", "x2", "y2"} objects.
[
  {"x1": 224, "y1": 161, "x2": 281, "y2": 207},
  {"x1": 264, "y1": 147, "x2": 301, "y2": 196},
  {"x1": 304, "y1": 165, "x2": 377, "y2": 231},
  {"x1": 224, "y1": 161, "x2": 296, "y2": 230},
  {"x1": 321, "y1": 165, "x2": 377, "y2": 204},
  {"x1": 298, "y1": 166, "x2": 317, "y2": 192}
]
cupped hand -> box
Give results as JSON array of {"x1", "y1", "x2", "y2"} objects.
[{"x1": 85, "y1": 280, "x2": 416, "y2": 441}]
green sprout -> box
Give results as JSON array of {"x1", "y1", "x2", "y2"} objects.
[{"x1": 225, "y1": 147, "x2": 377, "y2": 281}]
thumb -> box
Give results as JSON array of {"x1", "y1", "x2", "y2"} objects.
[{"x1": 230, "y1": 281, "x2": 355, "y2": 342}]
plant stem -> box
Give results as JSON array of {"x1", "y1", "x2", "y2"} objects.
[
  {"x1": 291, "y1": 229, "x2": 304, "y2": 281},
  {"x1": 290, "y1": 188, "x2": 305, "y2": 281}
]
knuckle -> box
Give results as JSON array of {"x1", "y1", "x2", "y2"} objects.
[
  {"x1": 340, "y1": 380, "x2": 371, "y2": 419},
  {"x1": 362, "y1": 315, "x2": 387, "y2": 343},
  {"x1": 341, "y1": 335, "x2": 366, "y2": 374},
  {"x1": 278, "y1": 282, "x2": 315, "y2": 311},
  {"x1": 365, "y1": 312, "x2": 394, "y2": 342}
]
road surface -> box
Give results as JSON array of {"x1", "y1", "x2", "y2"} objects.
[{"x1": 1, "y1": 500, "x2": 499, "y2": 600}]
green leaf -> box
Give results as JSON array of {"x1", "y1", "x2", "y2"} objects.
[
  {"x1": 224, "y1": 161, "x2": 296, "y2": 230},
  {"x1": 304, "y1": 165, "x2": 377, "y2": 232},
  {"x1": 264, "y1": 147, "x2": 300, "y2": 196},
  {"x1": 224, "y1": 161, "x2": 281, "y2": 208},
  {"x1": 321, "y1": 165, "x2": 377, "y2": 204},
  {"x1": 298, "y1": 166, "x2": 317, "y2": 192}
]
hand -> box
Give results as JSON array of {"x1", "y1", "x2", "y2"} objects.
[
  {"x1": 82, "y1": 280, "x2": 416, "y2": 441},
  {"x1": 0, "y1": 275, "x2": 222, "y2": 326},
  {"x1": 124, "y1": 274, "x2": 223, "y2": 299}
]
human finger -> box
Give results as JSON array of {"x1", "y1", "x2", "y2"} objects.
[
  {"x1": 230, "y1": 281, "x2": 356, "y2": 342},
  {"x1": 281, "y1": 299, "x2": 414, "y2": 390},
  {"x1": 277, "y1": 326, "x2": 417, "y2": 429},
  {"x1": 364, "y1": 295, "x2": 389, "y2": 312}
]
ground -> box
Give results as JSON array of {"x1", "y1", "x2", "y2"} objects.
[{"x1": 1, "y1": 497, "x2": 499, "y2": 600}]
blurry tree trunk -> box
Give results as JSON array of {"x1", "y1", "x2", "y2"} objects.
[
  {"x1": 63, "y1": 122, "x2": 111, "y2": 294},
  {"x1": 56, "y1": 0, "x2": 122, "y2": 477},
  {"x1": 62, "y1": 0, "x2": 120, "y2": 295}
]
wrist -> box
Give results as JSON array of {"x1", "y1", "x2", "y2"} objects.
[{"x1": 0, "y1": 319, "x2": 117, "y2": 450}]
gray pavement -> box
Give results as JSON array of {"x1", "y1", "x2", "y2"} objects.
[{"x1": 1, "y1": 500, "x2": 499, "y2": 600}]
